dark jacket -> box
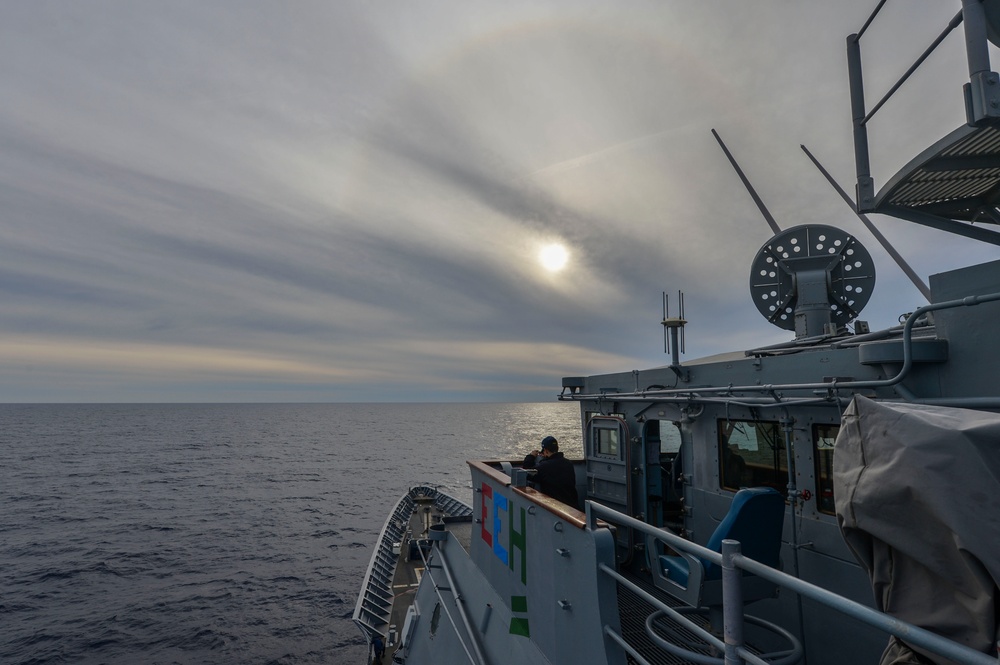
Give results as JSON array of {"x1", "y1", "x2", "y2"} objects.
[{"x1": 522, "y1": 451, "x2": 579, "y2": 507}]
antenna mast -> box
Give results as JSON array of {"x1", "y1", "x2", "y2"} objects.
[
  {"x1": 800, "y1": 143, "x2": 932, "y2": 303},
  {"x1": 712, "y1": 129, "x2": 782, "y2": 235},
  {"x1": 662, "y1": 291, "x2": 689, "y2": 382}
]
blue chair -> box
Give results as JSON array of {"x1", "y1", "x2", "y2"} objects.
[
  {"x1": 652, "y1": 487, "x2": 785, "y2": 608},
  {"x1": 647, "y1": 487, "x2": 802, "y2": 664}
]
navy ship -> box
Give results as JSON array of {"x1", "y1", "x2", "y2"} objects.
[{"x1": 354, "y1": 2, "x2": 1000, "y2": 663}]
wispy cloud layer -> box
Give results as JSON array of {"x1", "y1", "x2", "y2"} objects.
[{"x1": 0, "y1": 1, "x2": 994, "y2": 401}]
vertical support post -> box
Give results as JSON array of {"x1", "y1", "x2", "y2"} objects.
[
  {"x1": 669, "y1": 327, "x2": 683, "y2": 367},
  {"x1": 662, "y1": 290, "x2": 689, "y2": 382},
  {"x1": 963, "y1": 0, "x2": 1000, "y2": 124},
  {"x1": 722, "y1": 539, "x2": 745, "y2": 665},
  {"x1": 847, "y1": 34, "x2": 875, "y2": 211},
  {"x1": 781, "y1": 415, "x2": 808, "y2": 651},
  {"x1": 964, "y1": 0, "x2": 992, "y2": 77},
  {"x1": 782, "y1": 417, "x2": 797, "y2": 501}
]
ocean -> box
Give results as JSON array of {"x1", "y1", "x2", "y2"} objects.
[{"x1": 0, "y1": 402, "x2": 582, "y2": 664}]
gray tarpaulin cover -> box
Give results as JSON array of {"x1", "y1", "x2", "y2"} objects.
[{"x1": 834, "y1": 396, "x2": 1000, "y2": 665}]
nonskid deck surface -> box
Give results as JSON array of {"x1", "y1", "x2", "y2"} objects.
[
  {"x1": 877, "y1": 123, "x2": 1000, "y2": 222},
  {"x1": 384, "y1": 494, "x2": 471, "y2": 660}
]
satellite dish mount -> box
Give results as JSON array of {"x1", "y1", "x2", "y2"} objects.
[{"x1": 750, "y1": 225, "x2": 875, "y2": 339}]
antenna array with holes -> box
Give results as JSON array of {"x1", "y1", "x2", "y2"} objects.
[{"x1": 713, "y1": 128, "x2": 879, "y2": 340}]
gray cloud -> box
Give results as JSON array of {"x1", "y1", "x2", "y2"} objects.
[{"x1": 0, "y1": 0, "x2": 991, "y2": 401}]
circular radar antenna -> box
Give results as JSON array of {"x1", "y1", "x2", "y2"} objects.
[{"x1": 750, "y1": 224, "x2": 875, "y2": 338}]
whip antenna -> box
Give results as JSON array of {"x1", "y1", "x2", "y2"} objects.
[
  {"x1": 800, "y1": 143, "x2": 931, "y2": 303},
  {"x1": 662, "y1": 291, "x2": 688, "y2": 381},
  {"x1": 712, "y1": 129, "x2": 782, "y2": 235}
]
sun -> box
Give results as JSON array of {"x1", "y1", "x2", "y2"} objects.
[{"x1": 538, "y1": 243, "x2": 569, "y2": 272}]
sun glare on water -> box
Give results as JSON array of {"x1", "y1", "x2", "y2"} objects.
[{"x1": 539, "y1": 243, "x2": 569, "y2": 272}]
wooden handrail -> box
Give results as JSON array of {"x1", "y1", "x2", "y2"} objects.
[{"x1": 467, "y1": 459, "x2": 589, "y2": 529}]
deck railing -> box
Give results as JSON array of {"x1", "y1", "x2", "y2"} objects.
[
  {"x1": 353, "y1": 485, "x2": 472, "y2": 642},
  {"x1": 585, "y1": 500, "x2": 999, "y2": 665}
]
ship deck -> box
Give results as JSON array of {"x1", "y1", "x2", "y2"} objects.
[
  {"x1": 384, "y1": 494, "x2": 472, "y2": 659},
  {"x1": 618, "y1": 570, "x2": 768, "y2": 665}
]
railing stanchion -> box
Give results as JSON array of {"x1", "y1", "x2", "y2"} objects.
[
  {"x1": 586, "y1": 499, "x2": 995, "y2": 665},
  {"x1": 722, "y1": 540, "x2": 746, "y2": 665}
]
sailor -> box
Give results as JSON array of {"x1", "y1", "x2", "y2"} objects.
[
  {"x1": 523, "y1": 436, "x2": 579, "y2": 507},
  {"x1": 372, "y1": 635, "x2": 385, "y2": 663}
]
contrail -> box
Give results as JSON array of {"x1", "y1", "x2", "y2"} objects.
[{"x1": 518, "y1": 125, "x2": 694, "y2": 181}]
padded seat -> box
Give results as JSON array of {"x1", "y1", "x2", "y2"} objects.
[
  {"x1": 647, "y1": 487, "x2": 802, "y2": 663},
  {"x1": 653, "y1": 487, "x2": 785, "y2": 607}
]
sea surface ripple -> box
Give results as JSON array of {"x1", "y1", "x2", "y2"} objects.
[{"x1": 0, "y1": 402, "x2": 580, "y2": 664}]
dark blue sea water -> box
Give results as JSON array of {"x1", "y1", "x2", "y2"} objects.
[{"x1": 0, "y1": 403, "x2": 581, "y2": 664}]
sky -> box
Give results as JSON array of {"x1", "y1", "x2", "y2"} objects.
[{"x1": 2, "y1": 1, "x2": 997, "y2": 402}]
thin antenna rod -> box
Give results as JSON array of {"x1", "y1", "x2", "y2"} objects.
[
  {"x1": 711, "y1": 129, "x2": 782, "y2": 236},
  {"x1": 678, "y1": 291, "x2": 686, "y2": 354},
  {"x1": 855, "y1": 0, "x2": 889, "y2": 41},
  {"x1": 662, "y1": 292, "x2": 669, "y2": 354},
  {"x1": 660, "y1": 290, "x2": 689, "y2": 382},
  {"x1": 861, "y1": 10, "x2": 963, "y2": 127},
  {"x1": 800, "y1": 144, "x2": 932, "y2": 303}
]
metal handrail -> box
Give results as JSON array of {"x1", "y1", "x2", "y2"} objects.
[
  {"x1": 585, "y1": 500, "x2": 999, "y2": 665},
  {"x1": 560, "y1": 290, "x2": 1000, "y2": 407},
  {"x1": 736, "y1": 555, "x2": 998, "y2": 665},
  {"x1": 416, "y1": 539, "x2": 486, "y2": 665},
  {"x1": 857, "y1": 10, "x2": 964, "y2": 127}
]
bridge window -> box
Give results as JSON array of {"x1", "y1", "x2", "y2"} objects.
[
  {"x1": 595, "y1": 426, "x2": 620, "y2": 457},
  {"x1": 718, "y1": 420, "x2": 787, "y2": 495},
  {"x1": 588, "y1": 415, "x2": 626, "y2": 460},
  {"x1": 813, "y1": 424, "x2": 838, "y2": 515}
]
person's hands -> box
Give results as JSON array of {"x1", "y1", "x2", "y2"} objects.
[{"x1": 530, "y1": 450, "x2": 540, "y2": 457}]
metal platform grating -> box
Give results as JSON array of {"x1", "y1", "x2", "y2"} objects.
[
  {"x1": 876, "y1": 123, "x2": 1000, "y2": 223},
  {"x1": 617, "y1": 572, "x2": 769, "y2": 665},
  {"x1": 617, "y1": 573, "x2": 714, "y2": 665}
]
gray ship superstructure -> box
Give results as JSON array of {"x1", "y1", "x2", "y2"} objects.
[{"x1": 355, "y1": 3, "x2": 1000, "y2": 663}]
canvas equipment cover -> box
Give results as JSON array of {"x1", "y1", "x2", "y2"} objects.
[{"x1": 834, "y1": 396, "x2": 1000, "y2": 665}]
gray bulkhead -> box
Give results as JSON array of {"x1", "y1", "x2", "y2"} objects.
[
  {"x1": 570, "y1": 259, "x2": 1000, "y2": 664},
  {"x1": 579, "y1": 397, "x2": 887, "y2": 663},
  {"x1": 398, "y1": 463, "x2": 624, "y2": 665},
  {"x1": 928, "y1": 259, "x2": 1000, "y2": 400}
]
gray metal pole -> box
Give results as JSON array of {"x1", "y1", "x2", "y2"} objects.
[
  {"x1": 847, "y1": 34, "x2": 875, "y2": 211},
  {"x1": 437, "y1": 546, "x2": 490, "y2": 665},
  {"x1": 962, "y1": 0, "x2": 1000, "y2": 124},
  {"x1": 964, "y1": 0, "x2": 991, "y2": 77},
  {"x1": 711, "y1": 129, "x2": 782, "y2": 236},
  {"x1": 799, "y1": 143, "x2": 932, "y2": 303},
  {"x1": 722, "y1": 540, "x2": 746, "y2": 665},
  {"x1": 781, "y1": 416, "x2": 807, "y2": 657}
]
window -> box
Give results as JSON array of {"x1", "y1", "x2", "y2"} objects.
[
  {"x1": 588, "y1": 415, "x2": 625, "y2": 459},
  {"x1": 718, "y1": 420, "x2": 787, "y2": 495},
  {"x1": 813, "y1": 424, "x2": 838, "y2": 515},
  {"x1": 595, "y1": 427, "x2": 620, "y2": 457},
  {"x1": 659, "y1": 421, "x2": 682, "y2": 455},
  {"x1": 639, "y1": 419, "x2": 682, "y2": 455}
]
